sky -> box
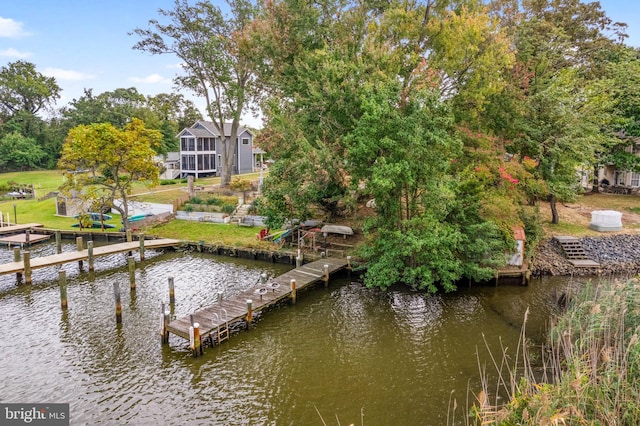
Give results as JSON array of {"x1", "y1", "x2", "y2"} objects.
[{"x1": 1, "y1": 0, "x2": 639, "y2": 130}]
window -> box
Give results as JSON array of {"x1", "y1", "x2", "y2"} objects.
[
  {"x1": 181, "y1": 137, "x2": 195, "y2": 151},
  {"x1": 632, "y1": 172, "x2": 640, "y2": 187},
  {"x1": 181, "y1": 155, "x2": 195, "y2": 170},
  {"x1": 242, "y1": 138, "x2": 249, "y2": 145}
]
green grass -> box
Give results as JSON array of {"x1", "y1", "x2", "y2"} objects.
[{"x1": 148, "y1": 220, "x2": 276, "y2": 249}]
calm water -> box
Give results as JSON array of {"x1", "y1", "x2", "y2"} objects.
[{"x1": 0, "y1": 242, "x2": 588, "y2": 425}]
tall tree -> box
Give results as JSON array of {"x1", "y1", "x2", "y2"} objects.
[
  {"x1": 57, "y1": 118, "x2": 161, "y2": 230},
  {"x1": 0, "y1": 60, "x2": 61, "y2": 119},
  {"x1": 486, "y1": 0, "x2": 622, "y2": 223},
  {"x1": 132, "y1": 0, "x2": 259, "y2": 186}
]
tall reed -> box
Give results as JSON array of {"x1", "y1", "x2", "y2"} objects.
[{"x1": 470, "y1": 278, "x2": 640, "y2": 425}]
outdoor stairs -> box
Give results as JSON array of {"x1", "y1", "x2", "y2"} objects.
[
  {"x1": 229, "y1": 203, "x2": 251, "y2": 225},
  {"x1": 554, "y1": 236, "x2": 600, "y2": 268}
]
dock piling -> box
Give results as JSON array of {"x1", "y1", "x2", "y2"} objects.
[
  {"x1": 13, "y1": 247, "x2": 21, "y2": 281},
  {"x1": 114, "y1": 282, "x2": 122, "y2": 324},
  {"x1": 139, "y1": 233, "x2": 145, "y2": 261},
  {"x1": 168, "y1": 276, "x2": 175, "y2": 305},
  {"x1": 59, "y1": 270, "x2": 68, "y2": 309},
  {"x1": 346, "y1": 256, "x2": 352, "y2": 279},
  {"x1": 76, "y1": 236, "x2": 84, "y2": 269},
  {"x1": 126, "y1": 230, "x2": 132, "y2": 242},
  {"x1": 128, "y1": 256, "x2": 136, "y2": 290},
  {"x1": 161, "y1": 302, "x2": 170, "y2": 344},
  {"x1": 23, "y1": 251, "x2": 31, "y2": 284},
  {"x1": 55, "y1": 230, "x2": 61, "y2": 253},
  {"x1": 246, "y1": 299, "x2": 253, "y2": 328},
  {"x1": 87, "y1": 241, "x2": 94, "y2": 271},
  {"x1": 25, "y1": 230, "x2": 30, "y2": 245},
  {"x1": 323, "y1": 264, "x2": 329, "y2": 288},
  {"x1": 290, "y1": 278, "x2": 297, "y2": 304},
  {"x1": 189, "y1": 320, "x2": 202, "y2": 357}
]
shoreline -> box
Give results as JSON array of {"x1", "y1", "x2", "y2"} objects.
[{"x1": 532, "y1": 234, "x2": 640, "y2": 277}]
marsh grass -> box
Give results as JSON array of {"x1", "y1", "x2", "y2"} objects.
[{"x1": 468, "y1": 279, "x2": 640, "y2": 425}]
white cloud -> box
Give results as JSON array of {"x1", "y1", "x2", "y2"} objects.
[
  {"x1": 0, "y1": 47, "x2": 31, "y2": 58},
  {"x1": 0, "y1": 17, "x2": 30, "y2": 38},
  {"x1": 166, "y1": 62, "x2": 184, "y2": 69},
  {"x1": 43, "y1": 67, "x2": 96, "y2": 81},
  {"x1": 129, "y1": 73, "x2": 172, "y2": 84}
]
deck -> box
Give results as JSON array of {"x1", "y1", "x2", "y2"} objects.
[
  {"x1": 0, "y1": 233, "x2": 51, "y2": 246},
  {"x1": 167, "y1": 257, "x2": 349, "y2": 341},
  {"x1": 0, "y1": 238, "x2": 181, "y2": 276},
  {"x1": 0, "y1": 223, "x2": 43, "y2": 235}
]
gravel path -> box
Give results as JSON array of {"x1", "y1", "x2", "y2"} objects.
[{"x1": 532, "y1": 234, "x2": 640, "y2": 276}]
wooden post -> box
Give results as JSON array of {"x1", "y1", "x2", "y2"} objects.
[
  {"x1": 168, "y1": 276, "x2": 175, "y2": 305},
  {"x1": 114, "y1": 282, "x2": 122, "y2": 324},
  {"x1": 323, "y1": 264, "x2": 329, "y2": 288},
  {"x1": 290, "y1": 278, "x2": 297, "y2": 304},
  {"x1": 139, "y1": 233, "x2": 145, "y2": 261},
  {"x1": 55, "y1": 230, "x2": 61, "y2": 254},
  {"x1": 296, "y1": 249, "x2": 302, "y2": 268},
  {"x1": 161, "y1": 302, "x2": 170, "y2": 344},
  {"x1": 13, "y1": 247, "x2": 22, "y2": 281},
  {"x1": 126, "y1": 229, "x2": 132, "y2": 243},
  {"x1": 76, "y1": 236, "x2": 84, "y2": 269},
  {"x1": 128, "y1": 255, "x2": 136, "y2": 290},
  {"x1": 87, "y1": 241, "x2": 94, "y2": 272},
  {"x1": 59, "y1": 270, "x2": 68, "y2": 310},
  {"x1": 189, "y1": 316, "x2": 202, "y2": 357},
  {"x1": 25, "y1": 229, "x2": 30, "y2": 245},
  {"x1": 346, "y1": 256, "x2": 352, "y2": 279},
  {"x1": 246, "y1": 299, "x2": 253, "y2": 328},
  {"x1": 23, "y1": 251, "x2": 31, "y2": 284}
]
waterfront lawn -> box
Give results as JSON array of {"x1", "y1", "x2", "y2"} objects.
[{"x1": 148, "y1": 220, "x2": 275, "y2": 249}]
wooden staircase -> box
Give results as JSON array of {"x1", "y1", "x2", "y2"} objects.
[{"x1": 554, "y1": 236, "x2": 600, "y2": 268}]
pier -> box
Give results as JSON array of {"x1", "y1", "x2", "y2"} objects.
[
  {"x1": 165, "y1": 256, "x2": 351, "y2": 355},
  {"x1": 0, "y1": 238, "x2": 181, "y2": 278}
]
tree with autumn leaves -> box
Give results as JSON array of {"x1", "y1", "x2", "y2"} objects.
[{"x1": 57, "y1": 119, "x2": 161, "y2": 231}]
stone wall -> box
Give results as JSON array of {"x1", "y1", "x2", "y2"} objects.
[{"x1": 532, "y1": 234, "x2": 640, "y2": 277}]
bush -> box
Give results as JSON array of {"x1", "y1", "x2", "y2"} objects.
[
  {"x1": 184, "y1": 204, "x2": 194, "y2": 212},
  {"x1": 188, "y1": 196, "x2": 203, "y2": 204},
  {"x1": 205, "y1": 197, "x2": 223, "y2": 206},
  {"x1": 221, "y1": 204, "x2": 236, "y2": 215}
]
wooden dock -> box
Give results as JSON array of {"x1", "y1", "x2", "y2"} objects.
[
  {"x1": 0, "y1": 238, "x2": 181, "y2": 276},
  {"x1": 166, "y1": 257, "x2": 349, "y2": 345},
  {"x1": 0, "y1": 223, "x2": 43, "y2": 235},
  {"x1": 0, "y1": 232, "x2": 51, "y2": 246}
]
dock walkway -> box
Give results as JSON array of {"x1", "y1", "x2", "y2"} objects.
[
  {"x1": 167, "y1": 257, "x2": 349, "y2": 342},
  {"x1": 0, "y1": 238, "x2": 180, "y2": 276},
  {"x1": 0, "y1": 223, "x2": 43, "y2": 235}
]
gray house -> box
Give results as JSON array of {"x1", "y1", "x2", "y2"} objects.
[{"x1": 177, "y1": 121, "x2": 254, "y2": 178}]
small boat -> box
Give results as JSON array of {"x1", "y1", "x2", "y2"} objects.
[
  {"x1": 71, "y1": 221, "x2": 116, "y2": 229},
  {"x1": 320, "y1": 225, "x2": 354, "y2": 236},
  {"x1": 122, "y1": 214, "x2": 153, "y2": 224}
]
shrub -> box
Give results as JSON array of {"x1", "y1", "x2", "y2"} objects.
[
  {"x1": 205, "y1": 197, "x2": 223, "y2": 206},
  {"x1": 184, "y1": 204, "x2": 194, "y2": 212},
  {"x1": 188, "y1": 196, "x2": 203, "y2": 204},
  {"x1": 221, "y1": 204, "x2": 236, "y2": 215}
]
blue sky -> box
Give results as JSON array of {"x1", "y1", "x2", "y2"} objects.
[{"x1": 1, "y1": 0, "x2": 638, "y2": 129}]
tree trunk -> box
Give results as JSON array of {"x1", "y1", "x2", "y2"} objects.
[
  {"x1": 550, "y1": 194, "x2": 559, "y2": 224},
  {"x1": 591, "y1": 165, "x2": 600, "y2": 193}
]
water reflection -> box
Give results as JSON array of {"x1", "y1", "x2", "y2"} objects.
[{"x1": 0, "y1": 242, "x2": 595, "y2": 424}]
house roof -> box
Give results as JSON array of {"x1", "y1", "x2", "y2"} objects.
[{"x1": 177, "y1": 121, "x2": 253, "y2": 138}]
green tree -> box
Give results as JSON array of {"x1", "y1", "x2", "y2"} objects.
[
  {"x1": 485, "y1": 0, "x2": 622, "y2": 223},
  {"x1": 133, "y1": 0, "x2": 259, "y2": 186},
  {"x1": 57, "y1": 118, "x2": 161, "y2": 230},
  {"x1": 0, "y1": 60, "x2": 61, "y2": 119},
  {"x1": 0, "y1": 131, "x2": 46, "y2": 171}
]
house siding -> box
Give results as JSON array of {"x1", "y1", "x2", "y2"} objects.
[{"x1": 177, "y1": 121, "x2": 253, "y2": 179}]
